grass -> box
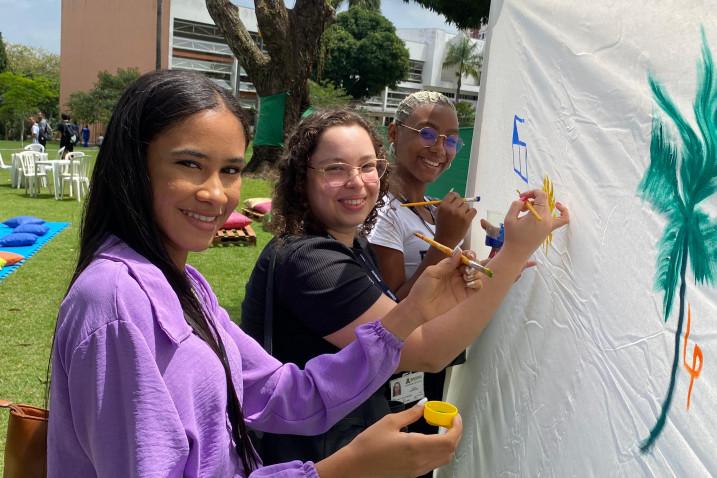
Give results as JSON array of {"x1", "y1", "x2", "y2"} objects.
[{"x1": 0, "y1": 140, "x2": 273, "y2": 469}]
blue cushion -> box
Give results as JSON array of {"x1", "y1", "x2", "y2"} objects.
[
  {"x1": 14, "y1": 223, "x2": 50, "y2": 236},
  {"x1": 0, "y1": 233, "x2": 38, "y2": 247},
  {"x1": 3, "y1": 216, "x2": 45, "y2": 228}
]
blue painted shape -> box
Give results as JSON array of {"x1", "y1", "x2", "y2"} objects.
[{"x1": 512, "y1": 115, "x2": 528, "y2": 183}]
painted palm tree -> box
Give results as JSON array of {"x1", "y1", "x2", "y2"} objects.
[
  {"x1": 637, "y1": 28, "x2": 717, "y2": 452},
  {"x1": 442, "y1": 34, "x2": 482, "y2": 103}
]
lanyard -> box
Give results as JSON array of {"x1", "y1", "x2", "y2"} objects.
[
  {"x1": 326, "y1": 233, "x2": 399, "y2": 303},
  {"x1": 356, "y1": 249, "x2": 399, "y2": 302},
  {"x1": 399, "y1": 195, "x2": 436, "y2": 235}
]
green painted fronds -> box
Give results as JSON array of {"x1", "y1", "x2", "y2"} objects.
[
  {"x1": 653, "y1": 222, "x2": 684, "y2": 320},
  {"x1": 638, "y1": 118, "x2": 683, "y2": 216}
]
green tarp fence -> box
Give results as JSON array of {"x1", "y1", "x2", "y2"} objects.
[{"x1": 254, "y1": 92, "x2": 287, "y2": 147}]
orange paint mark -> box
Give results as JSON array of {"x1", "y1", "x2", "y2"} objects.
[{"x1": 682, "y1": 304, "x2": 703, "y2": 410}]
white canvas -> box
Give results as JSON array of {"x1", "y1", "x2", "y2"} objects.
[{"x1": 441, "y1": 1, "x2": 717, "y2": 476}]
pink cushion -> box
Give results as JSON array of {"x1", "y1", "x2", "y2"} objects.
[
  {"x1": 222, "y1": 212, "x2": 252, "y2": 229},
  {"x1": 252, "y1": 201, "x2": 272, "y2": 214}
]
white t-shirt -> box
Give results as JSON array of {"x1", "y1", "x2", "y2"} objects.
[
  {"x1": 368, "y1": 192, "x2": 437, "y2": 280},
  {"x1": 31, "y1": 123, "x2": 40, "y2": 143}
]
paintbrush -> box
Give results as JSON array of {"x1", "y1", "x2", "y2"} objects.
[
  {"x1": 401, "y1": 195, "x2": 481, "y2": 208},
  {"x1": 515, "y1": 189, "x2": 542, "y2": 221},
  {"x1": 414, "y1": 232, "x2": 494, "y2": 278}
]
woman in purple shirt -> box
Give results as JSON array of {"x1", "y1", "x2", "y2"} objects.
[{"x1": 48, "y1": 70, "x2": 475, "y2": 477}]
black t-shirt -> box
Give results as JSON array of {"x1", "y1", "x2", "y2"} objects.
[{"x1": 241, "y1": 234, "x2": 385, "y2": 368}]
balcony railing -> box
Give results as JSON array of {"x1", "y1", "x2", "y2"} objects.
[{"x1": 173, "y1": 37, "x2": 233, "y2": 56}]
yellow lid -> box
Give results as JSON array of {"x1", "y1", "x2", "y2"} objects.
[{"x1": 423, "y1": 400, "x2": 458, "y2": 428}]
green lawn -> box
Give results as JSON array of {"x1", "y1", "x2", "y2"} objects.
[{"x1": 0, "y1": 140, "x2": 272, "y2": 469}]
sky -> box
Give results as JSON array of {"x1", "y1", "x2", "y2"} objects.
[{"x1": 0, "y1": 0, "x2": 459, "y2": 54}]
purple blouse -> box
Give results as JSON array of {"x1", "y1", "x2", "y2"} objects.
[{"x1": 48, "y1": 237, "x2": 403, "y2": 477}]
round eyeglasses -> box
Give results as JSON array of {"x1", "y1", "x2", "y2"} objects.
[
  {"x1": 307, "y1": 159, "x2": 389, "y2": 188},
  {"x1": 397, "y1": 121, "x2": 464, "y2": 154}
]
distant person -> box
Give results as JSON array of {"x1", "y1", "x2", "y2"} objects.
[
  {"x1": 81, "y1": 124, "x2": 90, "y2": 147},
  {"x1": 30, "y1": 116, "x2": 40, "y2": 144},
  {"x1": 38, "y1": 112, "x2": 52, "y2": 147},
  {"x1": 58, "y1": 113, "x2": 79, "y2": 157}
]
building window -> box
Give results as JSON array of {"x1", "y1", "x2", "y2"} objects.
[
  {"x1": 458, "y1": 93, "x2": 479, "y2": 102},
  {"x1": 173, "y1": 37, "x2": 232, "y2": 56},
  {"x1": 407, "y1": 60, "x2": 424, "y2": 83}
]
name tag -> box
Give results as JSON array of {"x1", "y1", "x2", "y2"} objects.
[{"x1": 389, "y1": 372, "x2": 425, "y2": 404}]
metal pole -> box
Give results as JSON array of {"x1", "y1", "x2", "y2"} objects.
[{"x1": 156, "y1": 0, "x2": 163, "y2": 70}]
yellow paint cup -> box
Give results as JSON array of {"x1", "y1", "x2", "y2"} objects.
[{"x1": 423, "y1": 400, "x2": 458, "y2": 428}]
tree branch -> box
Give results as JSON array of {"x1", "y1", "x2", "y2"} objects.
[
  {"x1": 254, "y1": 0, "x2": 289, "y2": 56},
  {"x1": 206, "y1": 0, "x2": 268, "y2": 74}
]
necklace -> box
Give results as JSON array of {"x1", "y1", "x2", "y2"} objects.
[{"x1": 398, "y1": 193, "x2": 436, "y2": 235}]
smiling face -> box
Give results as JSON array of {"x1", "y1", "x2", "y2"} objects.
[
  {"x1": 147, "y1": 106, "x2": 245, "y2": 267},
  {"x1": 306, "y1": 124, "x2": 381, "y2": 246},
  {"x1": 390, "y1": 103, "x2": 459, "y2": 185}
]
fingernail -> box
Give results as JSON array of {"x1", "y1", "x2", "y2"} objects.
[
  {"x1": 449, "y1": 187, "x2": 455, "y2": 193},
  {"x1": 417, "y1": 397, "x2": 428, "y2": 406}
]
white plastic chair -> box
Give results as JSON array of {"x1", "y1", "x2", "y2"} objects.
[
  {"x1": 0, "y1": 153, "x2": 11, "y2": 183},
  {"x1": 0, "y1": 152, "x2": 11, "y2": 171},
  {"x1": 18, "y1": 151, "x2": 47, "y2": 197},
  {"x1": 60, "y1": 152, "x2": 89, "y2": 201},
  {"x1": 24, "y1": 143, "x2": 45, "y2": 153},
  {"x1": 56, "y1": 146, "x2": 66, "y2": 160}
]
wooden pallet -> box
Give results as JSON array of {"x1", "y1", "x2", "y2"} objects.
[
  {"x1": 241, "y1": 207, "x2": 266, "y2": 220},
  {"x1": 213, "y1": 226, "x2": 257, "y2": 247}
]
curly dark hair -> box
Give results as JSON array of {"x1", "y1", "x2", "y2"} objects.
[{"x1": 271, "y1": 109, "x2": 390, "y2": 237}]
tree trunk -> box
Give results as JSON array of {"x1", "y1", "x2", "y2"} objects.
[
  {"x1": 455, "y1": 72, "x2": 462, "y2": 104},
  {"x1": 640, "y1": 233, "x2": 690, "y2": 452},
  {"x1": 207, "y1": 0, "x2": 334, "y2": 172}
]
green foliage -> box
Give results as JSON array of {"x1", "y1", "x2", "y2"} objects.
[
  {"x1": 637, "y1": 27, "x2": 717, "y2": 451},
  {"x1": 0, "y1": 72, "x2": 58, "y2": 140},
  {"x1": 68, "y1": 68, "x2": 140, "y2": 124},
  {"x1": 321, "y1": 8, "x2": 409, "y2": 99},
  {"x1": 309, "y1": 79, "x2": 352, "y2": 109},
  {"x1": 0, "y1": 33, "x2": 8, "y2": 73},
  {"x1": 327, "y1": 0, "x2": 380, "y2": 10},
  {"x1": 402, "y1": 0, "x2": 490, "y2": 29},
  {"x1": 68, "y1": 90, "x2": 99, "y2": 124},
  {"x1": 6, "y1": 43, "x2": 60, "y2": 91},
  {"x1": 455, "y1": 101, "x2": 475, "y2": 126}
]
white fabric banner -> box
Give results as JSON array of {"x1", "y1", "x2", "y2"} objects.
[{"x1": 441, "y1": 1, "x2": 717, "y2": 476}]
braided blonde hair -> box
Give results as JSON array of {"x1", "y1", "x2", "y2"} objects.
[{"x1": 394, "y1": 91, "x2": 456, "y2": 124}]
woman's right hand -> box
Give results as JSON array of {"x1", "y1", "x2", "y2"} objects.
[
  {"x1": 315, "y1": 401, "x2": 463, "y2": 478},
  {"x1": 503, "y1": 190, "x2": 569, "y2": 259},
  {"x1": 434, "y1": 191, "x2": 477, "y2": 248}
]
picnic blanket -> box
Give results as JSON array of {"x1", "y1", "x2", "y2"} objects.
[{"x1": 0, "y1": 222, "x2": 69, "y2": 282}]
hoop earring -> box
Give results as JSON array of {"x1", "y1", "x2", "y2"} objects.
[{"x1": 444, "y1": 161, "x2": 453, "y2": 170}]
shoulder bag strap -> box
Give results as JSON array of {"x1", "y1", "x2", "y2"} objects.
[{"x1": 263, "y1": 248, "x2": 278, "y2": 356}]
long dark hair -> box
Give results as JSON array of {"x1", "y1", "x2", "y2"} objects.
[
  {"x1": 60, "y1": 70, "x2": 257, "y2": 472},
  {"x1": 271, "y1": 109, "x2": 390, "y2": 237}
]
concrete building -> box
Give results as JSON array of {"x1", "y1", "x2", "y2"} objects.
[
  {"x1": 363, "y1": 28, "x2": 482, "y2": 124},
  {"x1": 61, "y1": 0, "x2": 482, "y2": 122}
]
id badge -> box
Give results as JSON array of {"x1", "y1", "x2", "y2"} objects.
[{"x1": 389, "y1": 372, "x2": 425, "y2": 404}]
